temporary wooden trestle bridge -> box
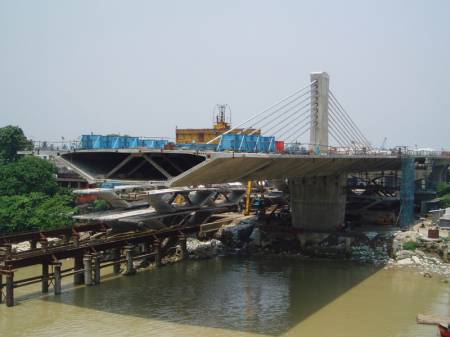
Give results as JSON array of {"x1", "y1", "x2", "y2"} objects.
[{"x1": 0, "y1": 215, "x2": 235, "y2": 307}]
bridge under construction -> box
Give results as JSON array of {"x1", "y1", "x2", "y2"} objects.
[
  {"x1": 59, "y1": 72, "x2": 450, "y2": 231},
  {"x1": 2, "y1": 71, "x2": 449, "y2": 307}
]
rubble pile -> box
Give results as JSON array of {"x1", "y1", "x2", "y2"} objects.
[{"x1": 186, "y1": 237, "x2": 224, "y2": 259}]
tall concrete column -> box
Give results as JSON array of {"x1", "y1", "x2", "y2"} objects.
[
  {"x1": 428, "y1": 163, "x2": 448, "y2": 190},
  {"x1": 400, "y1": 158, "x2": 415, "y2": 227},
  {"x1": 310, "y1": 72, "x2": 329, "y2": 153},
  {"x1": 289, "y1": 175, "x2": 347, "y2": 231}
]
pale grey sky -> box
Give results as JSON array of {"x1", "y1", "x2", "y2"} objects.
[{"x1": 0, "y1": 0, "x2": 449, "y2": 148}]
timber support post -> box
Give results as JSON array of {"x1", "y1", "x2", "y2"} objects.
[
  {"x1": 178, "y1": 234, "x2": 187, "y2": 260},
  {"x1": 42, "y1": 262, "x2": 49, "y2": 293},
  {"x1": 443, "y1": 243, "x2": 448, "y2": 263},
  {"x1": 74, "y1": 255, "x2": 84, "y2": 285},
  {"x1": 113, "y1": 248, "x2": 121, "y2": 274},
  {"x1": 6, "y1": 271, "x2": 14, "y2": 307},
  {"x1": 345, "y1": 237, "x2": 352, "y2": 257},
  {"x1": 0, "y1": 273, "x2": 2, "y2": 304},
  {"x1": 93, "y1": 254, "x2": 101, "y2": 284},
  {"x1": 54, "y1": 262, "x2": 62, "y2": 295},
  {"x1": 154, "y1": 240, "x2": 161, "y2": 268}
]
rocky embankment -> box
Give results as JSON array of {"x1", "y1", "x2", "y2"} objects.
[{"x1": 185, "y1": 217, "x2": 450, "y2": 279}]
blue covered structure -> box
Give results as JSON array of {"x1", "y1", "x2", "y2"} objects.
[
  {"x1": 217, "y1": 134, "x2": 276, "y2": 153},
  {"x1": 80, "y1": 135, "x2": 169, "y2": 150}
]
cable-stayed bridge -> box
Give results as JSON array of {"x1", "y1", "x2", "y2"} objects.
[{"x1": 60, "y1": 72, "x2": 450, "y2": 230}]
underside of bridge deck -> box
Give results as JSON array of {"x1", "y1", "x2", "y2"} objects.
[{"x1": 61, "y1": 150, "x2": 404, "y2": 186}]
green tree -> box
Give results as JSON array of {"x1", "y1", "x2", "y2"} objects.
[
  {"x1": 0, "y1": 156, "x2": 59, "y2": 196},
  {"x1": 0, "y1": 125, "x2": 78, "y2": 233},
  {"x1": 0, "y1": 125, "x2": 32, "y2": 163},
  {"x1": 0, "y1": 193, "x2": 75, "y2": 233},
  {"x1": 437, "y1": 182, "x2": 450, "y2": 207},
  {"x1": 437, "y1": 182, "x2": 450, "y2": 197}
]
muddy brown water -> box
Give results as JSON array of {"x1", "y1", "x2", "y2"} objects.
[{"x1": 0, "y1": 256, "x2": 448, "y2": 337}]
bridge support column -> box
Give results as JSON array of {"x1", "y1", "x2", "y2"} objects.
[
  {"x1": 154, "y1": 240, "x2": 162, "y2": 268},
  {"x1": 428, "y1": 163, "x2": 448, "y2": 190},
  {"x1": 113, "y1": 248, "x2": 121, "y2": 274},
  {"x1": 83, "y1": 255, "x2": 93, "y2": 286},
  {"x1": 0, "y1": 273, "x2": 2, "y2": 304},
  {"x1": 289, "y1": 175, "x2": 347, "y2": 231},
  {"x1": 178, "y1": 235, "x2": 187, "y2": 260},
  {"x1": 310, "y1": 72, "x2": 329, "y2": 154},
  {"x1": 400, "y1": 158, "x2": 415, "y2": 227},
  {"x1": 74, "y1": 256, "x2": 84, "y2": 285},
  {"x1": 42, "y1": 262, "x2": 49, "y2": 294},
  {"x1": 93, "y1": 254, "x2": 101, "y2": 284},
  {"x1": 6, "y1": 272, "x2": 14, "y2": 307},
  {"x1": 124, "y1": 246, "x2": 136, "y2": 276},
  {"x1": 54, "y1": 262, "x2": 62, "y2": 295}
]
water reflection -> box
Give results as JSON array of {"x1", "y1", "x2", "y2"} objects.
[
  {"x1": 1, "y1": 257, "x2": 448, "y2": 337},
  {"x1": 43, "y1": 257, "x2": 380, "y2": 335}
]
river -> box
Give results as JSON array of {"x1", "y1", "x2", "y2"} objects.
[{"x1": 0, "y1": 256, "x2": 448, "y2": 337}]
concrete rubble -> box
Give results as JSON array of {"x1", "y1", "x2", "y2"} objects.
[
  {"x1": 186, "y1": 237, "x2": 224, "y2": 259},
  {"x1": 187, "y1": 217, "x2": 449, "y2": 279},
  {"x1": 7, "y1": 216, "x2": 449, "y2": 279}
]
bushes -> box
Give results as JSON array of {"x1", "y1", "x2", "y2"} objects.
[
  {"x1": 402, "y1": 241, "x2": 418, "y2": 251},
  {"x1": 0, "y1": 125, "x2": 76, "y2": 233},
  {"x1": 0, "y1": 125, "x2": 32, "y2": 163},
  {"x1": 0, "y1": 156, "x2": 59, "y2": 196},
  {"x1": 437, "y1": 182, "x2": 450, "y2": 207},
  {"x1": 0, "y1": 192, "x2": 75, "y2": 233}
]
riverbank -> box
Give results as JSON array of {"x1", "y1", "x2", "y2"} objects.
[{"x1": 185, "y1": 217, "x2": 450, "y2": 279}]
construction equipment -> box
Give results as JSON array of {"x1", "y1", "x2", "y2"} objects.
[{"x1": 244, "y1": 181, "x2": 253, "y2": 215}]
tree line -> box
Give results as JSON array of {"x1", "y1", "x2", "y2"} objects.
[{"x1": 0, "y1": 125, "x2": 76, "y2": 233}]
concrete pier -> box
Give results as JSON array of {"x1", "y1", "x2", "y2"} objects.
[
  {"x1": 124, "y1": 246, "x2": 136, "y2": 275},
  {"x1": 83, "y1": 255, "x2": 93, "y2": 286},
  {"x1": 289, "y1": 175, "x2": 347, "y2": 230}
]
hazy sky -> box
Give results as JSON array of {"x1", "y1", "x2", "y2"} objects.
[{"x1": 0, "y1": 0, "x2": 449, "y2": 148}]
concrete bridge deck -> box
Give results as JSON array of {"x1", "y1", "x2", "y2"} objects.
[{"x1": 60, "y1": 149, "x2": 449, "y2": 186}]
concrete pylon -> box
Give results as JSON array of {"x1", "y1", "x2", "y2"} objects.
[
  {"x1": 289, "y1": 175, "x2": 347, "y2": 231},
  {"x1": 310, "y1": 72, "x2": 329, "y2": 154}
]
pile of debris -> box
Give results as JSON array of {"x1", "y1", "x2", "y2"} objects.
[
  {"x1": 186, "y1": 237, "x2": 224, "y2": 259},
  {"x1": 177, "y1": 217, "x2": 450, "y2": 278},
  {"x1": 388, "y1": 249, "x2": 449, "y2": 277}
]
